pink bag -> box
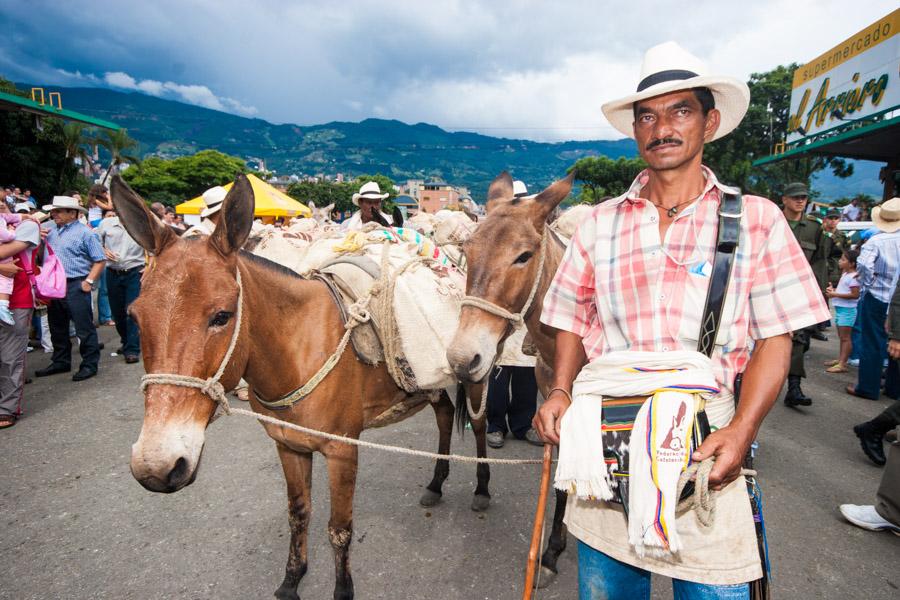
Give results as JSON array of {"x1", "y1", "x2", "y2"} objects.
[{"x1": 21, "y1": 243, "x2": 67, "y2": 302}]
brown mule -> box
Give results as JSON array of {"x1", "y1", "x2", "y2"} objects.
[
  {"x1": 112, "y1": 174, "x2": 490, "y2": 600},
  {"x1": 447, "y1": 170, "x2": 573, "y2": 587}
]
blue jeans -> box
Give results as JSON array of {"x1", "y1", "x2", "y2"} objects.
[
  {"x1": 106, "y1": 267, "x2": 142, "y2": 356},
  {"x1": 850, "y1": 303, "x2": 862, "y2": 361},
  {"x1": 97, "y1": 270, "x2": 112, "y2": 324},
  {"x1": 578, "y1": 541, "x2": 749, "y2": 600},
  {"x1": 855, "y1": 293, "x2": 888, "y2": 399}
]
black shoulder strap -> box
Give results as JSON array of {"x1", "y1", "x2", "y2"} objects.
[{"x1": 698, "y1": 192, "x2": 743, "y2": 357}]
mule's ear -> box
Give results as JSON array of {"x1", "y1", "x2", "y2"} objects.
[
  {"x1": 532, "y1": 172, "x2": 575, "y2": 226},
  {"x1": 324, "y1": 203, "x2": 334, "y2": 213},
  {"x1": 308, "y1": 201, "x2": 315, "y2": 213},
  {"x1": 110, "y1": 174, "x2": 176, "y2": 255},
  {"x1": 209, "y1": 174, "x2": 255, "y2": 257},
  {"x1": 485, "y1": 171, "x2": 514, "y2": 213}
]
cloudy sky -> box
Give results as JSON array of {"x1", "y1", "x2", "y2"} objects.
[{"x1": 1, "y1": 0, "x2": 895, "y2": 141}]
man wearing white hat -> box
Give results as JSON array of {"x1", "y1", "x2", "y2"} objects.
[
  {"x1": 35, "y1": 196, "x2": 106, "y2": 382},
  {"x1": 183, "y1": 186, "x2": 227, "y2": 238},
  {"x1": 341, "y1": 181, "x2": 392, "y2": 232},
  {"x1": 535, "y1": 42, "x2": 829, "y2": 597}
]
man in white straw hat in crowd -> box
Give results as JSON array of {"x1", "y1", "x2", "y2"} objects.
[
  {"x1": 183, "y1": 186, "x2": 227, "y2": 237},
  {"x1": 534, "y1": 41, "x2": 829, "y2": 598},
  {"x1": 846, "y1": 197, "x2": 900, "y2": 402},
  {"x1": 35, "y1": 196, "x2": 106, "y2": 382},
  {"x1": 342, "y1": 181, "x2": 392, "y2": 231}
]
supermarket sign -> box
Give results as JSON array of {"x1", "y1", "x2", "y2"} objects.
[{"x1": 787, "y1": 9, "x2": 900, "y2": 142}]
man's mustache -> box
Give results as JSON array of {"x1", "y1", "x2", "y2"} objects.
[{"x1": 646, "y1": 137, "x2": 682, "y2": 150}]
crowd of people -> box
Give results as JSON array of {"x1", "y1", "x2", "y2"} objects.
[{"x1": 0, "y1": 183, "x2": 145, "y2": 429}]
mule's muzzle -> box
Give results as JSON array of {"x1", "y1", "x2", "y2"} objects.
[{"x1": 131, "y1": 452, "x2": 200, "y2": 493}]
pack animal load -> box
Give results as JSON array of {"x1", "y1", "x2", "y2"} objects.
[{"x1": 258, "y1": 223, "x2": 466, "y2": 393}]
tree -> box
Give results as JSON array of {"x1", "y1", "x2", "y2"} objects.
[
  {"x1": 286, "y1": 180, "x2": 355, "y2": 213},
  {"x1": 567, "y1": 156, "x2": 647, "y2": 203},
  {"x1": 60, "y1": 122, "x2": 96, "y2": 188},
  {"x1": 99, "y1": 128, "x2": 141, "y2": 184},
  {"x1": 122, "y1": 150, "x2": 249, "y2": 205},
  {"x1": 703, "y1": 64, "x2": 852, "y2": 198}
]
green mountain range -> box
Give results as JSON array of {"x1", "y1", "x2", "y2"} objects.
[{"x1": 33, "y1": 85, "x2": 638, "y2": 198}]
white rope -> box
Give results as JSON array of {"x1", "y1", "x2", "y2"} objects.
[{"x1": 228, "y1": 406, "x2": 545, "y2": 465}]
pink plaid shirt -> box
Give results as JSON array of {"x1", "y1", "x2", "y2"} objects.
[{"x1": 541, "y1": 167, "x2": 830, "y2": 393}]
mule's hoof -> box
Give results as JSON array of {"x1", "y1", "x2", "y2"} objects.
[
  {"x1": 274, "y1": 585, "x2": 300, "y2": 600},
  {"x1": 419, "y1": 489, "x2": 442, "y2": 507},
  {"x1": 533, "y1": 565, "x2": 557, "y2": 589},
  {"x1": 470, "y1": 494, "x2": 491, "y2": 512}
]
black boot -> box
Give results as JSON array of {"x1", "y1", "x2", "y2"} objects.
[
  {"x1": 853, "y1": 414, "x2": 895, "y2": 466},
  {"x1": 784, "y1": 375, "x2": 812, "y2": 407}
]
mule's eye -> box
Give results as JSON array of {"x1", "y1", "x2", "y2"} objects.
[
  {"x1": 513, "y1": 251, "x2": 533, "y2": 265},
  {"x1": 209, "y1": 311, "x2": 233, "y2": 327}
]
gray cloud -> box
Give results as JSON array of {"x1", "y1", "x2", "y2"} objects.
[{"x1": 0, "y1": 0, "x2": 896, "y2": 140}]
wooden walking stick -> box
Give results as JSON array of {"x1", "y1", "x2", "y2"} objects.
[{"x1": 522, "y1": 443, "x2": 554, "y2": 599}]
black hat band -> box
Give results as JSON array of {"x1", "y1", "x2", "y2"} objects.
[{"x1": 636, "y1": 69, "x2": 699, "y2": 92}]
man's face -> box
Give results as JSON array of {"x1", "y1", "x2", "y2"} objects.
[
  {"x1": 633, "y1": 90, "x2": 720, "y2": 172},
  {"x1": 50, "y1": 208, "x2": 78, "y2": 226},
  {"x1": 782, "y1": 194, "x2": 808, "y2": 214},
  {"x1": 359, "y1": 197, "x2": 382, "y2": 221},
  {"x1": 824, "y1": 216, "x2": 839, "y2": 232}
]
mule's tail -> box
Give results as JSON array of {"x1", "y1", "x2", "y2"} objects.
[{"x1": 454, "y1": 383, "x2": 468, "y2": 435}]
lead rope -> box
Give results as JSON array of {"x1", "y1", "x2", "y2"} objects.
[{"x1": 459, "y1": 231, "x2": 548, "y2": 421}]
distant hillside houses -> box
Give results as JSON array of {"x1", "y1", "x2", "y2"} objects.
[{"x1": 397, "y1": 179, "x2": 474, "y2": 214}]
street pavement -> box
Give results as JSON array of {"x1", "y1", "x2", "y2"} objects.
[{"x1": 1, "y1": 326, "x2": 898, "y2": 600}]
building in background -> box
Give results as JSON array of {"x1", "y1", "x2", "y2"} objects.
[
  {"x1": 419, "y1": 181, "x2": 460, "y2": 213},
  {"x1": 754, "y1": 8, "x2": 900, "y2": 200}
]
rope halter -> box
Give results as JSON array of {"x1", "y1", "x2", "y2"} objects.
[
  {"x1": 140, "y1": 268, "x2": 245, "y2": 416},
  {"x1": 458, "y1": 229, "x2": 548, "y2": 328},
  {"x1": 457, "y1": 230, "x2": 549, "y2": 421}
]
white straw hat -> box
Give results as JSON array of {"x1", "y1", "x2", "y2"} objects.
[
  {"x1": 200, "y1": 186, "x2": 228, "y2": 218},
  {"x1": 872, "y1": 198, "x2": 900, "y2": 233},
  {"x1": 601, "y1": 41, "x2": 750, "y2": 141},
  {"x1": 512, "y1": 180, "x2": 529, "y2": 198},
  {"x1": 43, "y1": 196, "x2": 88, "y2": 214},
  {"x1": 352, "y1": 181, "x2": 389, "y2": 207}
]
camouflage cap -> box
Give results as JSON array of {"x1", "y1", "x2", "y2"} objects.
[
  {"x1": 826, "y1": 208, "x2": 841, "y2": 218},
  {"x1": 783, "y1": 182, "x2": 809, "y2": 197}
]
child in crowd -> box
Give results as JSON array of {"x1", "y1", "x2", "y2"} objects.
[
  {"x1": 0, "y1": 202, "x2": 24, "y2": 326},
  {"x1": 825, "y1": 249, "x2": 860, "y2": 373}
]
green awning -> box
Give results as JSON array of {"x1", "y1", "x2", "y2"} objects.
[
  {"x1": 753, "y1": 115, "x2": 900, "y2": 167},
  {"x1": 0, "y1": 90, "x2": 120, "y2": 131}
]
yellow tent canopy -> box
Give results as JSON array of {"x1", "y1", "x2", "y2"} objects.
[{"x1": 175, "y1": 174, "x2": 312, "y2": 218}]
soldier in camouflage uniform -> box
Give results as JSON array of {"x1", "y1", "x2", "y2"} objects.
[
  {"x1": 823, "y1": 208, "x2": 849, "y2": 287},
  {"x1": 782, "y1": 182, "x2": 832, "y2": 407}
]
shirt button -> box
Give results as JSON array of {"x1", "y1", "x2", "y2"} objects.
[
  {"x1": 662, "y1": 346, "x2": 670, "y2": 352},
  {"x1": 659, "y1": 294, "x2": 665, "y2": 300},
  {"x1": 650, "y1": 215, "x2": 657, "y2": 223}
]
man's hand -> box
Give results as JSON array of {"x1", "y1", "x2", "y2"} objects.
[
  {"x1": 889, "y1": 339, "x2": 900, "y2": 360},
  {"x1": 0, "y1": 262, "x2": 22, "y2": 277},
  {"x1": 533, "y1": 390, "x2": 571, "y2": 445},
  {"x1": 80, "y1": 280, "x2": 92, "y2": 293},
  {"x1": 103, "y1": 248, "x2": 119, "y2": 261},
  {"x1": 691, "y1": 424, "x2": 754, "y2": 490}
]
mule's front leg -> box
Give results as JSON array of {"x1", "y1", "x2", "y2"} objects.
[
  {"x1": 535, "y1": 488, "x2": 568, "y2": 588},
  {"x1": 326, "y1": 446, "x2": 358, "y2": 600},
  {"x1": 469, "y1": 384, "x2": 491, "y2": 512},
  {"x1": 420, "y1": 391, "x2": 454, "y2": 507},
  {"x1": 274, "y1": 444, "x2": 313, "y2": 600}
]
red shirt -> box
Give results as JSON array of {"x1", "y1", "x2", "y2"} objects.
[{"x1": 10, "y1": 249, "x2": 36, "y2": 310}]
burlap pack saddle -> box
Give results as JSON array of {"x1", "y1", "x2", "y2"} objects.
[{"x1": 602, "y1": 192, "x2": 742, "y2": 512}]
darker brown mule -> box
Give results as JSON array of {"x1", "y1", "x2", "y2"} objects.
[
  {"x1": 112, "y1": 174, "x2": 490, "y2": 600},
  {"x1": 446, "y1": 170, "x2": 574, "y2": 587}
]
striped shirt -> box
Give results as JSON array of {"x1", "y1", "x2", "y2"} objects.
[
  {"x1": 857, "y1": 230, "x2": 900, "y2": 303},
  {"x1": 46, "y1": 220, "x2": 105, "y2": 278},
  {"x1": 541, "y1": 167, "x2": 830, "y2": 392}
]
